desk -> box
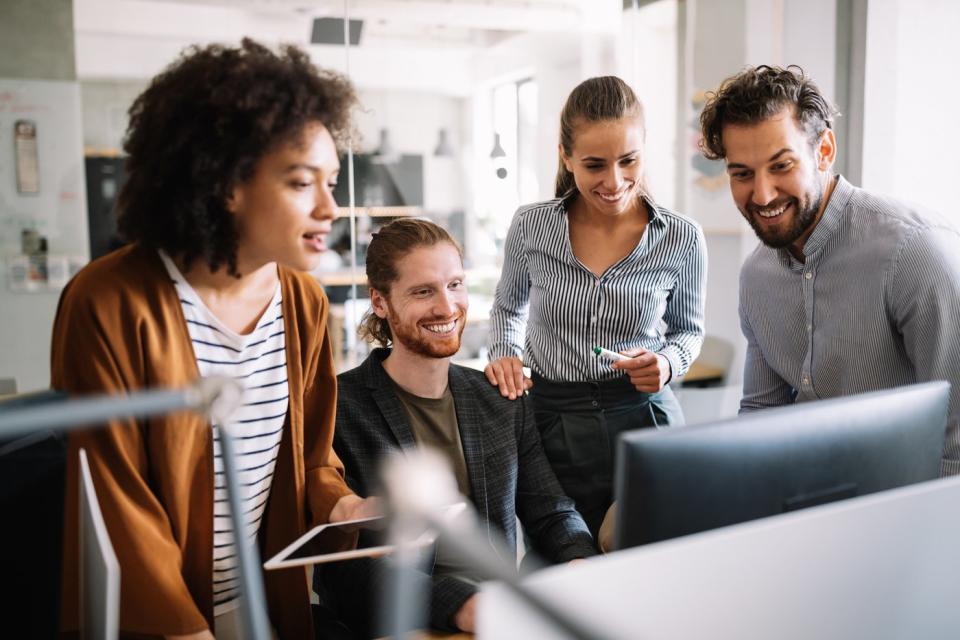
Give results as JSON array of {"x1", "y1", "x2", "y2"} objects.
[{"x1": 479, "y1": 476, "x2": 960, "y2": 639}]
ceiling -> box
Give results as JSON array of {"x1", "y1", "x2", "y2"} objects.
[
  {"x1": 78, "y1": 0, "x2": 616, "y2": 51},
  {"x1": 74, "y1": 0, "x2": 621, "y2": 92}
]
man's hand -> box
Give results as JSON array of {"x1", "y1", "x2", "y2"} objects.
[
  {"x1": 453, "y1": 594, "x2": 480, "y2": 633},
  {"x1": 613, "y1": 348, "x2": 671, "y2": 393},
  {"x1": 484, "y1": 356, "x2": 533, "y2": 400},
  {"x1": 329, "y1": 494, "x2": 381, "y2": 523}
]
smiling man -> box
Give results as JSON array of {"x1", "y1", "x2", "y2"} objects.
[
  {"x1": 315, "y1": 218, "x2": 595, "y2": 637},
  {"x1": 700, "y1": 65, "x2": 960, "y2": 476}
]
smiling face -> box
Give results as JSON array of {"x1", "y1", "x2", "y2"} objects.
[
  {"x1": 371, "y1": 242, "x2": 467, "y2": 360},
  {"x1": 562, "y1": 116, "x2": 645, "y2": 217},
  {"x1": 722, "y1": 107, "x2": 836, "y2": 254},
  {"x1": 227, "y1": 121, "x2": 339, "y2": 273}
]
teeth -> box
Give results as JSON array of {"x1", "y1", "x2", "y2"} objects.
[
  {"x1": 424, "y1": 321, "x2": 456, "y2": 334},
  {"x1": 757, "y1": 203, "x2": 788, "y2": 218},
  {"x1": 597, "y1": 191, "x2": 625, "y2": 202}
]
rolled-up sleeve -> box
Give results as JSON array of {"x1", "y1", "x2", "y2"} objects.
[
  {"x1": 488, "y1": 209, "x2": 531, "y2": 361},
  {"x1": 659, "y1": 227, "x2": 707, "y2": 379}
]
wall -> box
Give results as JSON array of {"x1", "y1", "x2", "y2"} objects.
[
  {"x1": 680, "y1": 0, "x2": 838, "y2": 386},
  {"x1": 0, "y1": 0, "x2": 84, "y2": 393},
  {"x1": 859, "y1": 0, "x2": 960, "y2": 217},
  {"x1": 466, "y1": 28, "x2": 619, "y2": 263},
  {"x1": 352, "y1": 88, "x2": 469, "y2": 214},
  {"x1": 620, "y1": 0, "x2": 679, "y2": 211},
  {"x1": 80, "y1": 80, "x2": 144, "y2": 152},
  {"x1": 0, "y1": 0, "x2": 76, "y2": 82}
]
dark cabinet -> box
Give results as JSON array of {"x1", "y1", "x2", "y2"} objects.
[{"x1": 84, "y1": 155, "x2": 127, "y2": 260}]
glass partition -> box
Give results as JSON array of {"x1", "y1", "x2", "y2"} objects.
[
  {"x1": 323, "y1": 0, "x2": 645, "y2": 371},
  {"x1": 68, "y1": 0, "x2": 698, "y2": 372}
]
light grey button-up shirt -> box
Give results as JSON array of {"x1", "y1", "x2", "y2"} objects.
[
  {"x1": 489, "y1": 196, "x2": 707, "y2": 383},
  {"x1": 739, "y1": 175, "x2": 960, "y2": 475}
]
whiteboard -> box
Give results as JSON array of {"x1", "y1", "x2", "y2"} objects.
[
  {"x1": 0, "y1": 78, "x2": 88, "y2": 392},
  {"x1": 0, "y1": 78, "x2": 89, "y2": 257}
]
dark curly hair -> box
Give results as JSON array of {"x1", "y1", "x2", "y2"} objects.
[
  {"x1": 358, "y1": 218, "x2": 462, "y2": 347},
  {"x1": 117, "y1": 38, "x2": 357, "y2": 277},
  {"x1": 699, "y1": 65, "x2": 839, "y2": 161},
  {"x1": 555, "y1": 76, "x2": 648, "y2": 198}
]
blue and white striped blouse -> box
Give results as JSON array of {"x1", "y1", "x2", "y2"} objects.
[
  {"x1": 488, "y1": 196, "x2": 707, "y2": 382},
  {"x1": 160, "y1": 252, "x2": 289, "y2": 616}
]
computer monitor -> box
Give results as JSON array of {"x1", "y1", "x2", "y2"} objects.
[{"x1": 614, "y1": 381, "x2": 949, "y2": 549}]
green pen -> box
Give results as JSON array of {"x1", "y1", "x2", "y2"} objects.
[{"x1": 593, "y1": 346, "x2": 629, "y2": 363}]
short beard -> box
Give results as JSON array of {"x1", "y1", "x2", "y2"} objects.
[
  {"x1": 387, "y1": 308, "x2": 464, "y2": 359},
  {"x1": 745, "y1": 179, "x2": 825, "y2": 250}
]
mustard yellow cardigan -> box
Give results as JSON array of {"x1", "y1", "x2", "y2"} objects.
[{"x1": 52, "y1": 245, "x2": 353, "y2": 638}]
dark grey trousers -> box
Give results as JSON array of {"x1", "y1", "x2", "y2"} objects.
[{"x1": 530, "y1": 373, "x2": 684, "y2": 538}]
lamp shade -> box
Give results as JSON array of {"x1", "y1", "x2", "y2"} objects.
[
  {"x1": 374, "y1": 128, "x2": 395, "y2": 157},
  {"x1": 489, "y1": 132, "x2": 506, "y2": 159},
  {"x1": 434, "y1": 128, "x2": 454, "y2": 157}
]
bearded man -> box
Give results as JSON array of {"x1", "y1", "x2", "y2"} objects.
[
  {"x1": 700, "y1": 65, "x2": 960, "y2": 477},
  {"x1": 314, "y1": 218, "x2": 595, "y2": 638}
]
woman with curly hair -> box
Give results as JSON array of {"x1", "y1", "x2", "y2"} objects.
[{"x1": 53, "y1": 39, "x2": 375, "y2": 639}]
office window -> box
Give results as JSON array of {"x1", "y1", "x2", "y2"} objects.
[{"x1": 489, "y1": 77, "x2": 538, "y2": 237}]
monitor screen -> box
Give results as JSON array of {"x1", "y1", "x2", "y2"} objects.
[{"x1": 614, "y1": 381, "x2": 949, "y2": 549}]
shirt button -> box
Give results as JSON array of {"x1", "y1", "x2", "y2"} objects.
[
  {"x1": 806, "y1": 324, "x2": 812, "y2": 332},
  {"x1": 802, "y1": 376, "x2": 810, "y2": 385},
  {"x1": 804, "y1": 272, "x2": 813, "y2": 280},
  {"x1": 591, "y1": 400, "x2": 599, "y2": 407}
]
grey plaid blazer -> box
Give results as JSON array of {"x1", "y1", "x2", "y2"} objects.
[{"x1": 316, "y1": 348, "x2": 595, "y2": 636}]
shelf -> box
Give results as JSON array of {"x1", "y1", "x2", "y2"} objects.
[
  {"x1": 315, "y1": 270, "x2": 368, "y2": 287},
  {"x1": 315, "y1": 266, "x2": 501, "y2": 288},
  {"x1": 338, "y1": 206, "x2": 423, "y2": 218}
]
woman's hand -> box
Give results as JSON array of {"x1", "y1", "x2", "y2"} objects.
[
  {"x1": 484, "y1": 356, "x2": 533, "y2": 400},
  {"x1": 613, "y1": 348, "x2": 671, "y2": 393},
  {"x1": 329, "y1": 494, "x2": 381, "y2": 523}
]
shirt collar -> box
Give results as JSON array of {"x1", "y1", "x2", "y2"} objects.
[{"x1": 799, "y1": 174, "x2": 853, "y2": 259}]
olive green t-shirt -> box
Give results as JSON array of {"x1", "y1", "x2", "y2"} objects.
[
  {"x1": 390, "y1": 381, "x2": 471, "y2": 498},
  {"x1": 390, "y1": 380, "x2": 482, "y2": 583}
]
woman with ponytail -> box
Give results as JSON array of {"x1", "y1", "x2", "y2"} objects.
[{"x1": 484, "y1": 76, "x2": 707, "y2": 537}]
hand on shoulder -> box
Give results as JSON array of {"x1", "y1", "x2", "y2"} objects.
[{"x1": 483, "y1": 356, "x2": 533, "y2": 400}]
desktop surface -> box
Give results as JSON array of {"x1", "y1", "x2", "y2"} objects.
[{"x1": 478, "y1": 476, "x2": 960, "y2": 640}]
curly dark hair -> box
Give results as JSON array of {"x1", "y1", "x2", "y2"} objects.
[
  {"x1": 358, "y1": 218, "x2": 462, "y2": 347},
  {"x1": 699, "y1": 65, "x2": 839, "y2": 161},
  {"x1": 117, "y1": 38, "x2": 357, "y2": 276}
]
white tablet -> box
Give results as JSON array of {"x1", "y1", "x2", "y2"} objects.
[{"x1": 263, "y1": 503, "x2": 467, "y2": 570}]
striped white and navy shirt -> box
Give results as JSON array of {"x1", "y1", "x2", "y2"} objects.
[
  {"x1": 159, "y1": 253, "x2": 289, "y2": 615},
  {"x1": 488, "y1": 196, "x2": 707, "y2": 382},
  {"x1": 739, "y1": 176, "x2": 960, "y2": 476}
]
